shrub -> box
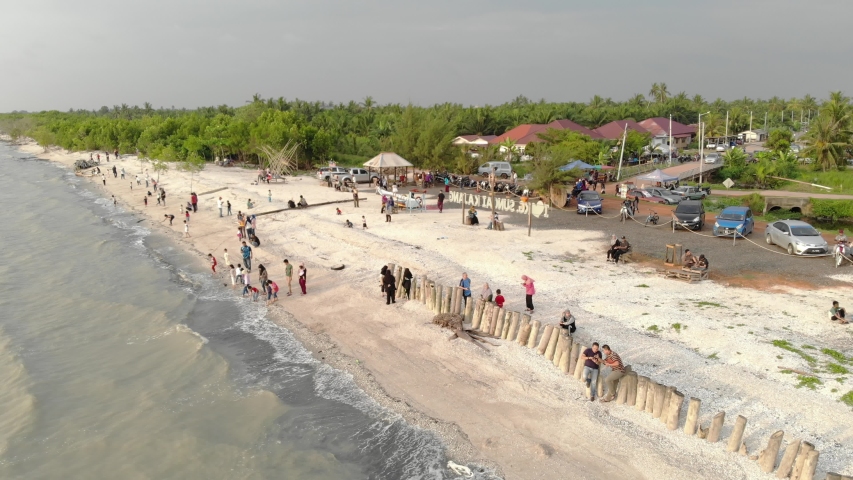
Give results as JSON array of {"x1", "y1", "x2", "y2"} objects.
[
  {"x1": 810, "y1": 199, "x2": 853, "y2": 221},
  {"x1": 746, "y1": 193, "x2": 765, "y2": 214}
]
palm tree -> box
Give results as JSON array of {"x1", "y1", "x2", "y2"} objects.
[
  {"x1": 648, "y1": 83, "x2": 660, "y2": 103},
  {"x1": 499, "y1": 138, "x2": 517, "y2": 162},
  {"x1": 803, "y1": 115, "x2": 849, "y2": 171},
  {"x1": 657, "y1": 83, "x2": 670, "y2": 103}
]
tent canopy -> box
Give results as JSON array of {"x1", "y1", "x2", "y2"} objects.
[
  {"x1": 636, "y1": 169, "x2": 678, "y2": 183},
  {"x1": 558, "y1": 160, "x2": 595, "y2": 171},
  {"x1": 364, "y1": 152, "x2": 413, "y2": 169}
]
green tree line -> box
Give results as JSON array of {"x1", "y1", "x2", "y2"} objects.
[{"x1": 0, "y1": 87, "x2": 845, "y2": 171}]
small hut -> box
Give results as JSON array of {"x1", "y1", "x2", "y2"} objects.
[{"x1": 364, "y1": 152, "x2": 414, "y2": 185}]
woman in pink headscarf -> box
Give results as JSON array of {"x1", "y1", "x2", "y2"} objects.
[{"x1": 521, "y1": 275, "x2": 535, "y2": 313}]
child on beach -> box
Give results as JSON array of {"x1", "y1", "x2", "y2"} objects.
[
  {"x1": 164, "y1": 214, "x2": 174, "y2": 225},
  {"x1": 362, "y1": 216, "x2": 368, "y2": 229},
  {"x1": 223, "y1": 248, "x2": 230, "y2": 267},
  {"x1": 185, "y1": 210, "x2": 190, "y2": 224},
  {"x1": 268, "y1": 190, "x2": 272, "y2": 202},
  {"x1": 208, "y1": 254, "x2": 217, "y2": 274},
  {"x1": 494, "y1": 289, "x2": 505, "y2": 308},
  {"x1": 183, "y1": 220, "x2": 190, "y2": 237},
  {"x1": 336, "y1": 208, "x2": 342, "y2": 215},
  {"x1": 237, "y1": 227, "x2": 243, "y2": 241},
  {"x1": 144, "y1": 196, "x2": 147, "y2": 206},
  {"x1": 235, "y1": 264, "x2": 244, "y2": 284},
  {"x1": 267, "y1": 280, "x2": 279, "y2": 305},
  {"x1": 229, "y1": 264, "x2": 236, "y2": 288}
]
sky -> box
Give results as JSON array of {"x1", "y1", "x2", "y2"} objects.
[{"x1": 1, "y1": 0, "x2": 851, "y2": 112}]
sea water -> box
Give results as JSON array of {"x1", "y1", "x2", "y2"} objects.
[{"x1": 0, "y1": 142, "x2": 459, "y2": 479}]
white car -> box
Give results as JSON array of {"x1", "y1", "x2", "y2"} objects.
[
  {"x1": 704, "y1": 153, "x2": 720, "y2": 163},
  {"x1": 706, "y1": 142, "x2": 717, "y2": 150},
  {"x1": 715, "y1": 144, "x2": 727, "y2": 152}
]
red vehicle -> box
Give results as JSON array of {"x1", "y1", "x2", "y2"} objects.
[{"x1": 627, "y1": 188, "x2": 667, "y2": 204}]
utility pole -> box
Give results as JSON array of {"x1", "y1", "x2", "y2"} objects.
[
  {"x1": 668, "y1": 114, "x2": 673, "y2": 166},
  {"x1": 764, "y1": 112, "x2": 767, "y2": 133},
  {"x1": 490, "y1": 167, "x2": 496, "y2": 231},
  {"x1": 616, "y1": 123, "x2": 628, "y2": 181},
  {"x1": 698, "y1": 111, "x2": 710, "y2": 184},
  {"x1": 725, "y1": 110, "x2": 729, "y2": 146}
]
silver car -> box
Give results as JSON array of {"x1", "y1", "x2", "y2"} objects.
[
  {"x1": 646, "y1": 187, "x2": 682, "y2": 204},
  {"x1": 765, "y1": 220, "x2": 829, "y2": 255}
]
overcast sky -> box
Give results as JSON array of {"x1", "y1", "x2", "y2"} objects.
[{"x1": 1, "y1": 0, "x2": 850, "y2": 112}]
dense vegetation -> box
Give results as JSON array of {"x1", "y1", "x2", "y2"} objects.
[{"x1": 0, "y1": 86, "x2": 849, "y2": 179}]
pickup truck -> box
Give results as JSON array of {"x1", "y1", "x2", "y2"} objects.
[
  {"x1": 317, "y1": 167, "x2": 348, "y2": 181},
  {"x1": 339, "y1": 168, "x2": 380, "y2": 185},
  {"x1": 673, "y1": 186, "x2": 708, "y2": 200}
]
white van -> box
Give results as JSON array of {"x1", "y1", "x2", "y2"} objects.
[{"x1": 477, "y1": 161, "x2": 513, "y2": 178}]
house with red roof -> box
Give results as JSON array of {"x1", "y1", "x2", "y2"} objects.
[
  {"x1": 451, "y1": 134, "x2": 497, "y2": 146},
  {"x1": 593, "y1": 120, "x2": 649, "y2": 140},
  {"x1": 638, "y1": 117, "x2": 696, "y2": 149},
  {"x1": 483, "y1": 119, "x2": 602, "y2": 154}
]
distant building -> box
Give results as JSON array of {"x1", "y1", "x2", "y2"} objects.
[
  {"x1": 593, "y1": 120, "x2": 648, "y2": 140},
  {"x1": 638, "y1": 117, "x2": 696, "y2": 149},
  {"x1": 451, "y1": 135, "x2": 497, "y2": 146},
  {"x1": 485, "y1": 119, "x2": 601, "y2": 154},
  {"x1": 739, "y1": 129, "x2": 768, "y2": 143}
]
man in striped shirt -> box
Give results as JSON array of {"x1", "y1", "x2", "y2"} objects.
[{"x1": 600, "y1": 345, "x2": 625, "y2": 403}]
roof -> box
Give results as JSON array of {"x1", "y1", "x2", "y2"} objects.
[
  {"x1": 364, "y1": 152, "x2": 413, "y2": 168},
  {"x1": 490, "y1": 119, "x2": 602, "y2": 145},
  {"x1": 594, "y1": 120, "x2": 648, "y2": 139},
  {"x1": 739, "y1": 129, "x2": 767, "y2": 134},
  {"x1": 638, "y1": 117, "x2": 695, "y2": 137},
  {"x1": 453, "y1": 135, "x2": 497, "y2": 145}
]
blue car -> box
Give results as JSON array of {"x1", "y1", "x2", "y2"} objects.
[
  {"x1": 713, "y1": 206, "x2": 754, "y2": 237},
  {"x1": 577, "y1": 191, "x2": 602, "y2": 214}
]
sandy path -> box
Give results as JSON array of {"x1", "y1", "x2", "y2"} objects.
[{"x1": 13, "y1": 142, "x2": 853, "y2": 479}]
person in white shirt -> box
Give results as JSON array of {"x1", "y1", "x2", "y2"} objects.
[{"x1": 217, "y1": 196, "x2": 224, "y2": 217}]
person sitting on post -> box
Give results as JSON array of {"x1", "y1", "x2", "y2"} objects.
[
  {"x1": 559, "y1": 309, "x2": 577, "y2": 334},
  {"x1": 682, "y1": 249, "x2": 696, "y2": 268},
  {"x1": 468, "y1": 206, "x2": 479, "y2": 225},
  {"x1": 487, "y1": 211, "x2": 499, "y2": 230},
  {"x1": 830, "y1": 300, "x2": 849, "y2": 324},
  {"x1": 692, "y1": 254, "x2": 708, "y2": 272}
]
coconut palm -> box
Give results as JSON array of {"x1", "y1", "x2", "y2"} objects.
[{"x1": 803, "y1": 115, "x2": 849, "y2": 171}]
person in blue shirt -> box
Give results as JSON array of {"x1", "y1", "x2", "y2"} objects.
[
  {"x1": 241, "y1": 241, "x2": 253, "y2": 270},
  {"x1": 459, "y1": 273, "x2": 472, "y2": 308}
]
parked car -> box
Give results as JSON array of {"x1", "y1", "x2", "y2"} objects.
[
  {"x1": 713, "y1": 206, "x2": 755, "y2": 237},
  {"x1": 704, "y1": 153, "x2": 720, "y2": 164},
  {"x1": 576, "y1": 191, "x2": 602, "y2": 214},
  {"x1": 627, "y1": 188, "x2": 667, "y2": 204},
  {"x1": 646, "y1": 187, "x2": 682, "y2": 204},
  {"x1": 338, "y1": 168, "x2": 381, "y2": 185},
  {"x1": 765, "y1": 220, "x2": 829, "y2": 255},
  {"x1": 706, "y1": 142, "x2": 717, "y2": 150},
  {"x1": 477, "y1": 161, "x2": 513, "y2": 178},
  {"x1": 317, "y1": 166, "x2": 348, "y2": 181},
  {"x1": 673, "y1": 186, "x2": 707, "y2": 200},
  {"x1": 715, "y1": 144, "x2": 727, "y2": 152},
  {"x1": 790, "y1": 144, "x2": 802, "y2": 154},
  {"x1": 673, "y1": 200, "x2": 705, "y2": 230}
]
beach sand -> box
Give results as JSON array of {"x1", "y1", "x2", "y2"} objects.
[{"x1": 15, "y1": 141, "x2": 853, "y2": 479}]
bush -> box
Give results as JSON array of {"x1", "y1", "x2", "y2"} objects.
[
  {"x1": 810, "y1": 199, "x2": 853, "y2": 221},
  {"x1": 746, "y1": 193, "x2": 765, "y2": 214},
  {"x1": 703, "y1": 196, "x2": 743, "y2": 212}
]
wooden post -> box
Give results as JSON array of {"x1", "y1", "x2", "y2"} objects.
[
  {"x1": 644, "y1": 380, "x2": 658, "y2": 414},
  {"x1": 420, "y1": 276, "x2": 428, "y2": 303},
  {"x1": 516, "y1": 318, "x2": 532, "y2": 346},
  {"x1": 758, "y1": 430, "x2": 784, "y2": 474},
  {"x1": 652, "y1": 383, "x2": 667, "y2": 419},
  {"x1": 625, "y1": 372, "x2": 638, "y2": 406},
  {"x1": 455, "y1": 288, "x2": 465, "y2": 315},
  {"x1": 790, "y1": 442, "x2": 815, "y2": 480},
  {"x1": 394, "y1": 266, "x2": 403, "y2": 297},
  {"x1": 537, "y1": 325, "x2": 554, "y2": 355},
  {"x1": 491, "y1": 308, "x2": 505, "y2": 336},
  {"x1": 507, "y1": 312, "x2": 520, "y2": 341},
  {"x1": 776, "y1": 439, "x2": 801, "y2": 479},
  {"x1": 568, "y1": 342, "x2": 580, "y2": 374},
  {"x1": 825, "y1": 474, "x2": 842, "y2": 480},
  {"x1": 666, "y1": 390, "x2": 685, "y2": 430},
  {"x1": 464, "y1": 296, "x2": 474, "y2": 323},
  {"x1": 527, "y1": 320, "x2": 541, "y2": 349},
  {"x1": 471, "y1": 299, "x2": 485, "y2": 330},
  {"x1": 573, "y1": 346, "x2": 587, "y2": 379},
  {"x1": 552, "y1": 333, "x2": 567, "y2": 366},
  {"x1": 726, "y1": 415, "x2": 748, "y2": 453},
  {"x1": 480, "y1": 303, "x2": 493, "y2": 333},
  {"x1": 635, "y1": 376, "x2": 649, "y2": 411},
  {"x1": 697, "y1": 426, "x2": 708, "y2": 439},
  {"x1": 430, "y1": 283, "x2": 437, "y2": 312},
  {"x1": 558, "y1": 341, "x2": 571, "y2": 373},
  {"x1": 616, "y1": 374, "x2": 630, "y2": 404},
  {"x1": 544, "y1": 327, "x2": 560, "y2": 360},
  {"x1": 659, "y1": 386, "x2": 675, "y2": 421},
  {"x1": 499, "y1": 310, "x2": 510, "y2": 339},
  {"x1": 442, "y1": 289, "x2": 452, "y2": 314},
  {"x1": 683, "y1": 398, "x2": 701, "y2": 436},
  {"x1": 799, "y1": 450, "x2": 819, "y2": 480},
  {"x1": 435, "y1": 285, "x2": 443, "y2": 313},
  {"x1": 707, "y1": 412, "x2": 725, "y2": 443},
  {"x1": 450, "y1": 285, "x2": 459, "y2": 314}
]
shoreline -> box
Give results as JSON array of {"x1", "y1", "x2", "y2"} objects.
[{"x1": 8, "y1": 139, "x2": 853, "y2": 479}]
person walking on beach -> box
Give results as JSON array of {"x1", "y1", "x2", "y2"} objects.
[
  {"x1": 266, "y1": 280, "x2": 279, "y2": 305},
  {"x1": 191, "y1": 192, "x2": 198, "y2": 212},
  {"x1": 112, "y1": 165, "x2": 117, "y2": 178},
  {"x1": 144, "y1": 196, "x2": 147, "y2": 207},
  {"x1": 164, "y1": 214, "x2": 174, "y2": 225},
  {"x1": 268, "y1": 190, "x2": 272, "y2": 202},
  {"x1": 402, "y1": 268, "x2": 413, "y2": 299},
  {"x1": 582, "y1": 343, "x2": 603, "y2": 402},
  {"x1": 353, "y1": 187, "x2": 359, "y2": 207},
  {"x1": 521, "y1": 275, "x2": 535, "y2": 313},
  {"x1": 217, "y1": 197, "x2": 223, "y2": 217},
  {"x1": 283, "y1": 259, "x2": 293, "y2": 296},
  {"x1": 208, "y1": 253, "x2": 217, "y2": 274},
  {"x1": 599, "y1": 345, "x2": 625, "y2": 403},
  {"x1": 444, "y1": 176, "x2": 450, "y2": 193},
  {"x1": 235, "y1": 264, "x2": 244, "y2": 285},
  {"x1": 102, "y1": 174, "x2": 106, "y2": 186},
  {"x1": 184, "y1": 209, "x2": 190, "y2": 224},
  {"x1": 223, "y1": 248, "x2": 230, "y2": 268},
  {"x1": 383, "y1": 270, "x2": 397, "y2": 305},
  {"x1": 459, "y1": 273, "x2": 471, "y2": 307},
  {"x1": 229, "y1": 264, "x2": 237, "y2": 288},
  {"x1": 298, "y1": 263, "x2": 307, "y2": 295},
  {"x1": 257, "y1": 264, "x2": 268, "y2": 290},
  {"x1": 437, "y1": 191, "x2": 444, "y2": 213},
  {"x1": 120, "y1": 167, "x2": 125, "y2": 179},
  {"x1": 161, "y1": 189, "x2": 167, "y2": 206},
  {"x1": 183, "y1": 220, "x2": 190, "y2": 237},
  {"x1": 226, "y1": 200, "x2": 232, "y2": 216},
  {"x1": 241, "y1": 241, "x2": 252, "y2": 270},
  {"x1": 385, "y1": 196, "x2": 393, "y2": 222},
  {"x1": 362, "y1": 215, "x2": 368, "y2": 230},
  {"x1": 112, "y1": 195, "x2": 117, "y2": 207}
]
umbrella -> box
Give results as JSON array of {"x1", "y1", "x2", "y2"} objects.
[{"x1": 636, "y1": 169, "x2": 678, "y2": 183}]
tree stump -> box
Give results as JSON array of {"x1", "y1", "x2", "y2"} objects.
[
  {"x1": 758, "y1": 430, "x2": 784, "y2": 474},
  {"x1": 568, "y1": 342, "x2": 580, "y2": 375},
  {"x1": 544, "y1": 327, "x2": 560, "y2": 361},
  {"x1": 489, "y1": 307, "x2": 502, "y2": 336},
  {"x1": 492, "y1": 308, "x2": 505, "y2": 337},
  {"x1": 516, "y1": 319, "x2": 532, "y2": 346},
  {"x1": 644, "y1": 380, "x2": 658, "y2": 414},
  {"x1": 683, "y1": 397, "x2": 701, "y2": 436},
  {"x1": 625, "y1": 372, "x2": 638, "y2": 406},
  {"x1": 472, "y1": 299, "x2": 485, "y2": 330},
  {"x1": 790, "y1": 441, "x2": 815, "y2": 480},
  {"x1": 573, "y1": 345, "x2": 587, "y2": 379},
  {"x1": 558, "y1": 340, "x2": 571, "y2": 374},
  {"x1": 635, "y1": 376, "x2": 649, "y2": 411},
  {"x1": 500, "y1": 311, "x2": 513, "y2": 339},
  {"x1": 505, "y1": 311, "x2": 520, "y2": 340},
  {"x1": 800, "y1": 450, "x2": 819, "y2": 480},
  {"x1": 652, "y1": 384, "x2": 667, "y2": 419},
  {"x1": 537, "y1": 325, "x2": 554, "y2": 355},
  {"x1": 552, "y1": 333, "x2": 567, "y2": 367}
]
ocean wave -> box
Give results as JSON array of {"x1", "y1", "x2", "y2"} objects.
[{"x1": 0, "y1": 327, "x2": 36, "y2": 457}]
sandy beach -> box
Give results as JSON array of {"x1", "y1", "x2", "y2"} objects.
[{"x1": 14, "y1": 141, "x2": 853, "y2": 480}]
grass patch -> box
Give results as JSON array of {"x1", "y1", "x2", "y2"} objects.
[
  {"x1": 796, "y1": 375, "x2": 822, "y2": 390},
  {"x1": 772, "y1": 340, "x2": 817, "y2": 365},
  {"x1": 696, "y1": 301, "x2": 724, "y2": 308},
  {"x1": 708, "y1": 352, "x2": 719, "y2": 360},
  {"x1": 780, "y1": 369, "x2": 793, "y2": 374},
  {"x1": 802, "y1": 345, "x2": 816, "y2": 350},
  {"x1": 646, "y1": 325, "x2": 660, "y2": 332},
  {"x1": 822, "y1": 348, "x2": 850, "y2": 364},
  {"x1": 522, "y1": 251, "x2": 534, "y2": 261},
  {"x1": 642, "y1": 313, "x2": 649, "y2": 316},
  {"x1": 671, "y1": 323, "x2": 685, "y2": 333},
  {"x1": 828, "y1": 363, "x2": 850, "y2": 375},
  {"x1": 841, "y1": 391, "x2": 853, "y2": 407},
  {"x1": 635, "y1": 284, "x2": 649, "y2": 288}
]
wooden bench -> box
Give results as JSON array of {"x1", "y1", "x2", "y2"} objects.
[{"x1": 657, "y1": 267, "x2": 709, "y2": 283}]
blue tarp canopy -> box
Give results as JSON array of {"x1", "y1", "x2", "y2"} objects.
[
  {"x1": 636, "y1": 169, "x2": 678, "y2": 183},
  {"x1": 558, "y1": 160, "x2": 595, "y2": 171}
]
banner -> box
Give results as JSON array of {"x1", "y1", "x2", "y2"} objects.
[{"x1": 445, "y1": 191, "x2": 550, "y2": 218}]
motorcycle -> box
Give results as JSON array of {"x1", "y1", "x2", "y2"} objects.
[
  {"x1": 620, "y1": 201, "x2": 631, "y2": 222},
  {"x1": 835, "y1": 242, "x2": 851, "y2": 267},
  {"x1": 644, "y1": 210, "x2": 659, "y2": 226}
]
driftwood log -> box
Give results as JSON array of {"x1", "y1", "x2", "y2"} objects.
[{"x1": 433, "y1": 313, "x2": 498, "y2": 349}]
